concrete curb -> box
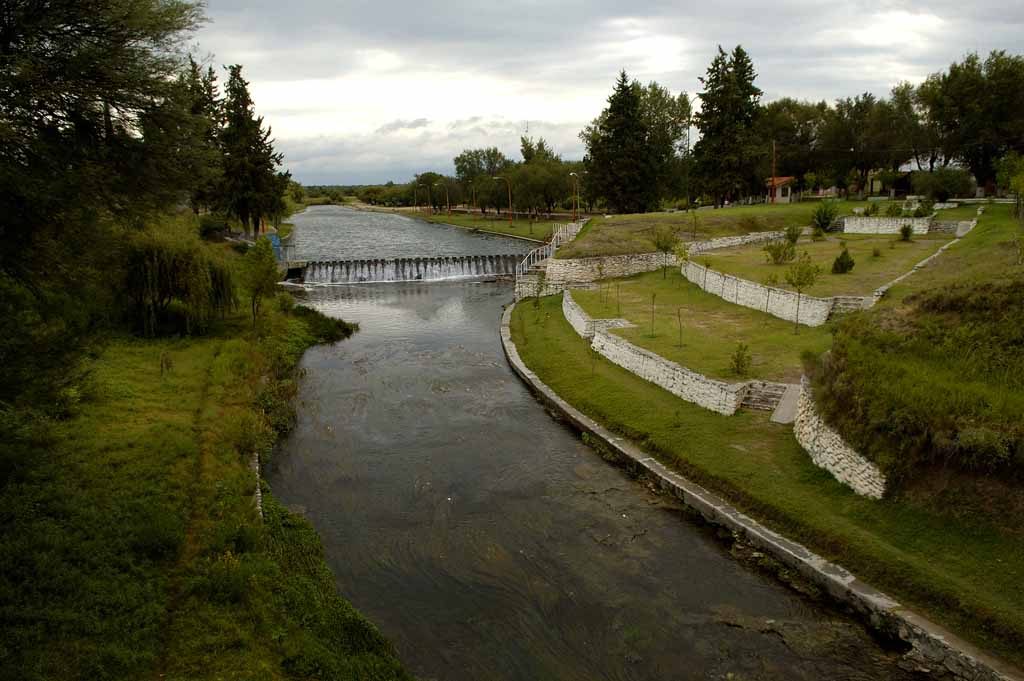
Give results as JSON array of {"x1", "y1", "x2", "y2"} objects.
[{"x1": 500, "y1": 302, "x2": 1020, "y2": 681}]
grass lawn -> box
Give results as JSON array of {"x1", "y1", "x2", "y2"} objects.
[
  {"x1": 0, "y1": 306, "x2": 409, "y2": 680},
  {"x1": 700, "y1": 232, "x2": 954, "y2": 297},
  {"x1": 573, "y1": 269, "x2": 831, "y2": 382},
  {"x1": 935, "y1": 203, "x2": 983, "y2": 220},
  {"x1": 511, "y1": 294, "x2": 1024, "y2": 668},
  {"x1": 362, "y1": 206, "x2": 558, "y2": 241},
  {"x1": 557, "y1": 201, "x2": 870, "y2": 259}
]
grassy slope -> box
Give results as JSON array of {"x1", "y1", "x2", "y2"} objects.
[
  {"x1": 701, "y1": 232, "x2": 953, "y2": 297},
  {"x1": 511, "y1": 294, "x2": 1024, "y2": 667},
  {"x1": 557, "y1": 201, "x2": 870, "y2": 259},
  {"x1": 414, "y1": 210, "x2": 557, "y2": 240},
  {"x1": 813, "y1": 205, "x2": 1024, "y2": 512},
  {"x1": 0, "y1": 306, "x2": 410, "y2": 681},
  {"x1": 573, "y1": 269, "x2": 831, "y2": 382}
]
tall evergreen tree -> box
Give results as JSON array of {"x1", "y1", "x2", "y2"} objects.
[
  {"x1": 220, "y1": 64, "x2": 287, "y2": 237},
  {"x1": 583, "y1": 71, "x2": 657, "y2": 213},
  {"x1": 693, "y1": 45, "x2": 763, "y2": 205}
]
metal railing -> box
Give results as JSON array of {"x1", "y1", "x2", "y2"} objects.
[{"x1": 514, "y1": 221, "x2": 585, "y2": 290}]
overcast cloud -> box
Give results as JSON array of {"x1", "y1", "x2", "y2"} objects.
[{"x1": 193, "y1": 0, "x2": 1024, "y2": 184}]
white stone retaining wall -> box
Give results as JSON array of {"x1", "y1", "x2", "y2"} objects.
[
  {"x1": 842, "y1": 216, "x2": 932, "y2": 235},
  {"x1": 682, "y1": 261, "x2": 834, "y2": 327},
  {"x1": 793, "y1": 378, "x2": 887, "y2": 499},
  {"x1": 590, "y1": 331, "x2": 743, "y2": 416},
  {"x1": 547, "y1": 231, "x2": 783, "y2": 285},
  {"x1": 563, "y1": 292, "x2": 743, "y2": 415}
]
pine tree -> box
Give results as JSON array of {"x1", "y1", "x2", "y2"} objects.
[
  {"x1": 220, "y1": 64, "x2": 287, "y2": 237},
  {"x1": 693, "y1": 45, "x2": 763, "y2": 205},
  {"x1": 583, "y1": 71, "x2": 657, "y2": 213}
]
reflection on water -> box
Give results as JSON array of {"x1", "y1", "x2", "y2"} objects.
[
  {"x1": 269, "y1": 282, "x2": 915, "y2": 681},
  {"x1": 289, "y1": 205, "x2": 532, "y2": 261}
]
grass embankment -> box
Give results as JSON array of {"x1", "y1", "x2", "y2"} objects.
[
  {"x1": 511, "y1": 294, "x2": 1024, "y2": 667},
  {"x1": 814, "y1": 205, "x2": 1024, "y2": 523},
  {"x1": 557, "y1": 201, "x2": 870, "y2": 259},
  {"x1": 573, "y1": 269, "x2": 831, "y2": 382},
  {"x1": 413, "y1": 210, "x2": 557, "y2": 241},
  {"x1": 701, "y1": 232, "x2": 953, "y2": 297},
  {"x1": 935, "y1": 204, "x2": 983, "y2": 219},
  {"x1": 0, "y1": 303, "x2": 410, "y2": 680}
]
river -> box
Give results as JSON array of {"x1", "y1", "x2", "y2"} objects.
[{"x1": 269, "y1": 208, "x2": 915, "y2": 680}]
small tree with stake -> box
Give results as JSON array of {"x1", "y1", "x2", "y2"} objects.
[
  {"x1": 673, "y1": 240, "x2": 690, "y2": 287},
  {"x1": 784, "y1": 252, "x2": 820, "y2": 334},
  {"x1": 653, "y1": 226, "x2": 678, "y2": 278},
  {"x1": 242, "y1": 237, "x2": 282, "y2": 329}
]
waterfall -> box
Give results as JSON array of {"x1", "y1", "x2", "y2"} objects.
[{"x1": 302, "y1": 254, "x2": 521, "y2": 284}]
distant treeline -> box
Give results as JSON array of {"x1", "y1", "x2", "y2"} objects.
[{"x1": 350, "y1": 47, "x2": 1024, "y2": 214}]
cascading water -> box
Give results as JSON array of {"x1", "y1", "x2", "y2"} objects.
[{"x1": 303, "y1": 254, "x2": 521, "y2": 284}]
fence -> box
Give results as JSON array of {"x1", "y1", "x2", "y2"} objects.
[{"x1": 513, "y1": 221, "x2": 585, "y2": 293}]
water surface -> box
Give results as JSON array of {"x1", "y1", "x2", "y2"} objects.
[{"x1": 270, "y1": 280, "x2": 915, "y2": 681}]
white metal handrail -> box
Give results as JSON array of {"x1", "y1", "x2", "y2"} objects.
[{"x1": 514, "y1": 221, "x2": 585, "y2": 294}]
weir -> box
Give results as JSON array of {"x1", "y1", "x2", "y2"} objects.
[{"x1": 301, "y1": 253, "x2": 521, "y2": 284}]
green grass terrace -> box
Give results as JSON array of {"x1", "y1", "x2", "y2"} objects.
[
  {"x1": 557, "y1": 200, "x2": 872, "y2": 259},
  {"x1": 510, "y1": 293, "x2": 1024, "y2": 668},
  {"x1": 572, "y1": 269, "x2": 830, "y2": 382},
  {"x1": 374, "y1": 207, "x2": 560, "y2": 241},
  {"x1": 700, "y1": 232, "x2": 955, "y2": 297}
]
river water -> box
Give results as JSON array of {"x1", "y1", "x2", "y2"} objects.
[{"x1": 269, "y1": 210, "x2": 915, "y2": 680}]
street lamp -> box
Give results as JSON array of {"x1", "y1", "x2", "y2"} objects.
[
  {"x1": 493, "y1": 176, "x2": 512, "y2": 226},
  {"x1": 569, "y1": 171, "x2": 580, "y2": 223},
  {"x1": 467, "y1": 180, "x2": 476, "y2": 210},
  {"x1": 435, "y1": 181, "x2": 451, "y2": 216}
]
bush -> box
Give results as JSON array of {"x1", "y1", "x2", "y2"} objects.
[
  {"x1": 885, "y1": 202, "x2": 903, "y2": 217},
  {"x1": 900, "y1": 224, "x2": 914, "y2": 241},
  {"x1": 730, "y1": 343, "x2": 751, "y2": 377},
  {"x1": 832, "y1": 248, "x2": 856, "y2": 274},
  {"x1": 763, "y1": 239, "x2": 796, "y2": 265},
  {"x1": 812, "y1": 201, "x2": 840, "y2": 232},
  {"x1": 911, "y1": 168, "x2": 975, "y2": 202},
  {"x1": 784, "y1": 224, "x2": 802, "y2": 244},
  {"x1": 863, "y1": 202, "x2": 880, "y2": 217},
  {"x1": 739, "y1": 215, "x2": 763, "y2": 232},
  {"x1": 872, "y1": 247, "x2": 882, "y2": 258},
  {"x1": 199, "y1": 213, "x2": 229, "y2": 239}
]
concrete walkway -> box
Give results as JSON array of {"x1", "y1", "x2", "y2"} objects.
[{"x1": 770, "y1": 384, "x2": 801, "y2": 424}]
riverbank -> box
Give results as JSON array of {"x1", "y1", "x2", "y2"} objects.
[
  {"x1": 504, "y1": 296, "x2": 1023, "y2": 678},
  {"x1": 350, "y1": 202, "x2": 553, "y2": 242},
  {"x1": 0, "y1": 300, "x2": 410, "y2": 680}
]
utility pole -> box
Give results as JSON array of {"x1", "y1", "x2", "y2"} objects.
[{"x1": 771, "y1": 140, "x2": 777, "y2": 204}]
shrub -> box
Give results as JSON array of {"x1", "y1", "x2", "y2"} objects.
[
  {"x1": 911, "y1": 168, "x2": 975, "y2": 202},
  {"x1": 763, "y1": 239, "x2": 796, "y2": 265},
  {"x1": 900, "y1": 224, "x2": 914, "y2": 241},
  {"x1": 863, "y1": 202, "x2": 879, "y2": 217},
  {"x1": 832, "y1": 248, "x2": 855, "y2": 274},
  {"x1": 872, "y1": 247, "x2": 882, "y2": 258},
  {"x1": 739, "y1": 215, "x2": 763, "y2": 232},
  {"x1": 730, "y1": 343, "x2": 751, "y2": 377},
  {"x1": 812, "y1": 201, "x2": 840, "y2": 232},
  {"x1": 811, "y1": 226, "x2": 826, "y2": 241},
  {"x1": 885, "y1": 202, "x2": 903, "y2": 217},
  {"x1": 784, "y1": 224, "x2": 802, "y2": 244},
  {"x1": 199, "y1": 213, "x2": 229, "y2": 239}
]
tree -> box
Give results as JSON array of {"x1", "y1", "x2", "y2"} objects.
[
  {"x1": 910, "y1": 168, "x2": 974, "y2": 202},
  {"x1": 583, "y1": 71, "x2": 657, "y2": 213},
  {"x1": 242, "y1": 237, "x2": 281, "y2": 328},
  {"x1": 785, "y1": 252, "x2": 821, "y2": 333},
  {"x1": 0, "y1": 0, "x2": 205, "y2": 405},
  {"x1": 652, "y1": 226, "x2": 678, "y2": 278},
  {"x1": 220, "y1": 64, "x2": 288, "y2": 237},
  {"x1": 693, "y1": 45, "x2": 763, "y2": 205}
]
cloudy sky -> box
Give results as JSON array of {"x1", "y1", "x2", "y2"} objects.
[{"x1": 193, "y1": 1, "x2": 1021, "y2": 185}]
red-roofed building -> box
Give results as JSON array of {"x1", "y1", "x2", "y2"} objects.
[{"x1": 765, "y1": 176, "x2": 797, "y2": 204}]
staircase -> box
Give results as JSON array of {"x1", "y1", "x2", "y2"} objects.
[
  {"x1": 829, "y1": 296, "x2": 872, "y2": 318},
  {"x1": 741, "y1": 381, "x2": 788, "y2": 411}
]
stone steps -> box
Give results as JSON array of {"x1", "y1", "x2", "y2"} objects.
[
  {"x1": 829, "y1": 296, "x2": 871, "y2": 318},
  {"x1": 740, "y1": 381, "x2": 788, "y2": 411}
]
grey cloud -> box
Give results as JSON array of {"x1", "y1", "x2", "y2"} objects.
[
  {"x1": 375, "y1": 118, "x2": 431, "y2": 134},
  {"x1": 198, "y1": 0, "x2": 1024, "y2": 182}
]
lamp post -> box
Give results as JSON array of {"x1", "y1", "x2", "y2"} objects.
[
  {"x1": 467, "y1": 180, "x2": 476, "y2": 210},
  {"x1": 569, "y1": 171, "x2": 580, "y2": 222},
  {"x1": 493, "y1": 176, "x2": 512, "y2": 226},
  {"x1": 435, "y1": 181, "x2": 450, "y2": 215}
]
